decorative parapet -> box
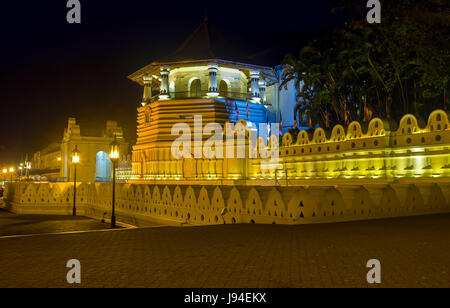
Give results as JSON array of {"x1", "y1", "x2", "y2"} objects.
[
  {"x1": 281, "y1": 110, "x2": 449, "y2": 148},
  {"x1": 4, "y1": 181, "x2": 450, "y2": 225},
  {"x1": 276, "y1": 110, "x2": 450, "y2": 182},
  {"x1": 129, "y1": 109, "x2": 450, "y2": 183}
]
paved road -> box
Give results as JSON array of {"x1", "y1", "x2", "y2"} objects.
[
  {"x1": 1, "y1": 212, "x2": 449, "y2": 288},
  {"x1": 0, "y1": 207, "x2": 117, "y2": 237}
]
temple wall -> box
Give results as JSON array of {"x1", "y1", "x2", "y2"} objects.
[
  {"x1": 4, "y1": 180, "x2": 450, "y2": 226},
  {"x1": 5, "y1": 110, "x2": 450, "y2": 226},
  {"x1": 132, "y1": 110, "x2": 450, "y2": 183}
]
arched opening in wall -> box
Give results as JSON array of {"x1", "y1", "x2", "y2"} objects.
[
  {"x1": 219, "y1": 80, "x2": 228, "y2": 97},
  {"x1": 95, "y1": 151, "x2": 111, "y2": 182},
  {"x1": 189, "y1": 78, "x2": 201, "y2": 97}
]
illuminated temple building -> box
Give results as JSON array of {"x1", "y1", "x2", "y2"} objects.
[
  {"x1": 5, "y1": 21, "x2": 450, "y2": 226},
  {"x1": 128, "y1": 20, "x2": 297, "y2": 182}
]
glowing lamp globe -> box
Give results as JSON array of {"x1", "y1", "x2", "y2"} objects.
[
  {"x1": 72, "y1": 146, "x2": 80, "y2": 164},
  {"x1": 110, "y1": 136, "x2": 120, "y2": 162}
]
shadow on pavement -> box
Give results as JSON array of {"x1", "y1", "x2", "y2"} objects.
[{"x1": 0, "y1": 206, "x2": 124, "y2": 237}]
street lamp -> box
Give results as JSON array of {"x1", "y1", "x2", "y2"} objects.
[
  {"x1": 109, "y1": 135, "x2": 120, "y2": 228},
  {"x1": 2, "y1": 168, "x2": 6, "y2": 185},
  {"x1": 19, "y1": 164, "x2": 23, "y2": 182},
  {"x1": 9, "y1": 167, "x2": 14, "y2": 182},
  {"x1": 25, "y1": 161, "x2": 31, "y2": 178},
  {"x1": 72, "y1": 145, "x2": 80, "y2": 216}
]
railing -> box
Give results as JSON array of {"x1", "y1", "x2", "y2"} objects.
[{"x1": 146, "y1": 91, "x2": 271, "y2": 105}]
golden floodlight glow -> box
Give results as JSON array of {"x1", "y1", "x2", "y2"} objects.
[
  {"x1": 2, "y1": 168, "x2": 7, "y2": 174},
  {"x1": 9, "y1": 167, "x2": 14, "y2": 173},
  {"x1": 72, "y1": 145, "x2": 80, "y2": 164},
  {"x1": 57, "y1": 157, "x2": 61, "y2": 161},
  {"x1": 110, "y1": 136, "x2": 120, "y2": 161}
]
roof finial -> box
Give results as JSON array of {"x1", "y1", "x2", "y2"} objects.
[{"x1": 204, "y1": 10, "x2": 208, "y2": 23}]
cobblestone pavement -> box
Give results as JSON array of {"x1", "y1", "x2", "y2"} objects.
[
  {"x1": 0, "y1": 213, "x2": 450, "y2": 288},
  {"x1": 0, "y1": 208, "x2": 117, "y2": 236}
]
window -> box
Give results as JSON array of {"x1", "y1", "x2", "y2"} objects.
[
  {"x1": 190, "y1": 79, "x2": 201, "y2": 97},
  {"x1": 219, "y1": 80, "x2": 228, "y2": 97}
]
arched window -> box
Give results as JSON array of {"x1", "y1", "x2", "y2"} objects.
[
  {"x1": 219, "y1": 80, "x2": 228, "y2": 97},
  {"x1": 190, "y1": 79, "x2": 201, "y2": 97},
  {"x1": 95, "y1": 151, "x2": 111, "y2": 182}
]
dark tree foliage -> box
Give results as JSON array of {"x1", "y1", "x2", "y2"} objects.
[{"x1": 281, "y1": 0, "x2": 450, "y2": 131}]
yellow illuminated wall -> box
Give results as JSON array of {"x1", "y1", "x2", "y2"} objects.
[{"x1": 131, "y1": 109, "x2": 450, "y2": 184}]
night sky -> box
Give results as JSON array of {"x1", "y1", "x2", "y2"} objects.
[{"x1": 0, "y1": 0, "x2": 344, "y2": 164}]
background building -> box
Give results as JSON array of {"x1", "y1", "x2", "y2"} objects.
[
  {"x1": 61, "y1": 118, "x2": 129, "y2": 183},
  {"x1": 31, "y1": 143, "x2": 61, "y2": 180},
  {"x1": 31, "y1": 118, "x2": 130, "y2": 183}
]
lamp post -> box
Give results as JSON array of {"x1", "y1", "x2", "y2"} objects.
[
  {"x1": 2, "y1": 168, "x2": 6, "y2": 185},
  {"x1": 9, "y1": 167, "x2": 14, "y2": 182},
  {"x1": 25, "y1": 161, "x2": 31, "y2": 178},
  {"x1": 109, "y1": 135, "x2": 120, "y2": 228},
  {"x1": 72, "y1": 145, "x2": 80, "y2": 216},
  {"x1": 19, "y1": 164, "x2": 23, "y2": 182}
]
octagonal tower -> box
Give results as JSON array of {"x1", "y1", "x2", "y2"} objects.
[{"x1": 128, "y1": 20, "x2": 278, "y2": 181}]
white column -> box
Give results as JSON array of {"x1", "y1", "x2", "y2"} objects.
[
  {"x1": 142, "y1": 75, "x2": 152, "y2": 106},
  {"x1": 207, "y1": 63, "x2": 218, "y2": 95},
  {"x1": 259, "y1": 80, "x2": 267, "y2": 104},
  {"x1": 160, "y1": 66, "x2": 170, "y2": 99},
  {"x1": 250, "y1": 70, "x2": 260, "y2": 102}
]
